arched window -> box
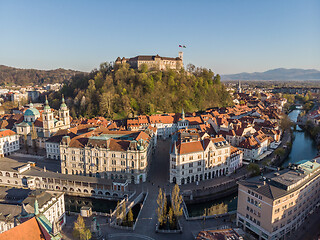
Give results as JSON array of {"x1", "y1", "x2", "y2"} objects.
[{"x1": 131, "y1": 161, "x2": 134, "y2": 168}]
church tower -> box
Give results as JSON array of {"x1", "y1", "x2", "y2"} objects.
[
  {"x1": 237, "y1": 79, "x2": 242, "y2": 93},
  {"x1": 59, "y1": 95, "x2": 70, "y2": 129},
  {"x1": 42, "y1": 96, "x2": 54, "y2": 138}
]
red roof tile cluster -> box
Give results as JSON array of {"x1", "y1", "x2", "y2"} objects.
[
  {"x1": 0, "y1": 217, "x2": 48, "y2": 240},
  {"x1": 0, "y1": 129, "x2": 17, "y2": 138}
]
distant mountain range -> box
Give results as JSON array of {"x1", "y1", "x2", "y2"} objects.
[
  {"x1": 222, "y1": 68, "x2": 320, "y2": 81},
  {"x1": 0, "y1": 65, "x2": 84, "y2": 86}
]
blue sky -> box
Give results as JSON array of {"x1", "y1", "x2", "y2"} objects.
[{"x1": 0, "y1": 0, "x2": 319, "y2": 74}]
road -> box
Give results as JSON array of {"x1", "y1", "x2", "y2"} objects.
[
  {"x1": 288, "y1": 207, "x2": 320, "y2": 240},
  {"x1": 61, "y1": 139, "x2": 236, "y2": 240}
]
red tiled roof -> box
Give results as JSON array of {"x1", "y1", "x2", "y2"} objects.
[
  {"x1": 0, "y1": 217, "x2": 48, "y2": 240},
  {"x1": 176, "y1": 140, "x2": 206, "y2": 154},
  {"x1": 148, "y1": 115, "x2": 175, "y2": 124},
  {"x1": 239, "y1": 136, "x2": 260, "y2": 149},
  {"x1": 0, "y1": 129, "x2": 16, "y2": 138},
  {"x1": 34, "y1": 116, "x2": 43, "y2": 128}
]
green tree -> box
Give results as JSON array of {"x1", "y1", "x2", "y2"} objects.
[
  {"x1": 247, "y1": 163, "x2": 260, "y2": 176},
  {"x1": 72, "y1": 215, "x2": 92, "y2": 240},
  {"x1": 280, "y1": 114, "x2": 293, "y2": 131},
  {"x1": 139, "y1": 63, "x2": 148, "y2": 73},
  {"x1": 121, "y1": 201, "x2": 127, "y2": 225},
  {"x1": 171, "y1": 184, "x2": 183, "y2": 219},
  {"x1": 115, "y1": 201, "x2": 121, "y2": 224},
  {"x1": 127, "y1": 208, "x2": 134, "y2": 227},
  {"x1": 61, "y1": 62, "x2": 233, "y2": 119},
  {"x1": 213, "y1": 74, "x2": 221, "y2": 84},
  {"x1": 274, "y1": 148, "x2": 285, "y2": 157},
  {"x1": 156, "y1": 188, "x2": 167, "y2": 226},
  {"x1": 168, "y1": 207, "x2": 174, "y2": 229}
]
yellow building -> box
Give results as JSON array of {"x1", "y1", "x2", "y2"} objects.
[{"x1": 236, "y1": 157, "x2": 320, "y2": 240}]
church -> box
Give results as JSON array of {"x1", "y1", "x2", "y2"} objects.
[{"x1": 15, "y1": 96, "x2": 70, "y2": 148}]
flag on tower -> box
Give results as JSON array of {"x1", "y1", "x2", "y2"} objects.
[{"x1": 179, "y1": 45, "x2": 186, "y2": 48}]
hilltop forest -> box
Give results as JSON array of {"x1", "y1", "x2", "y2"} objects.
[
  {"x1": 55, "y1": 63, "x2": 233, "y2": 119},
  {"x1": 0, "y1": 65, "x2": 81, "y2": 86}
]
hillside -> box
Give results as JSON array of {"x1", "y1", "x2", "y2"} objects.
[
  {"x1": 55, "y1": 62, "x2": 233, "y2": 119},
  {"x1": 222, "y1": 68, "x2": 320, "y2": 81},
  {"x1": 0, "y1": 65, "x2": 84, "y2": 86}
]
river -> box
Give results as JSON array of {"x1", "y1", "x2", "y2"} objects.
[
  {"x1": 282, "y1": 109, "x2": 318, "y2": 167},
  {"x1": 186, "y1": 109, "x2": 318, "y2": 217}
]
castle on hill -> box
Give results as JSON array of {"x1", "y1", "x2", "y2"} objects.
[{"x1": 115, "y1": 52, "x2": 183, "y2": 70}]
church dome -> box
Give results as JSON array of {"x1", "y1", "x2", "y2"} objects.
[{"x1": 24, "y1": 107, "x2": 40, "y2": 117}]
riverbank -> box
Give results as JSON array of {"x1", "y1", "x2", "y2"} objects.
[
  {"x1": 282, "y1": 109, "x2": 318, "y2": 166},
  {"x1": 184, "y1": 109, "x2": 319, "y2": 218}
]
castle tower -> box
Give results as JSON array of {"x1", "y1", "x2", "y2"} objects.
[
  {"x1": 42, "y1": 96, "x2": 54, "y2": 138},
  {"x1": 59, "y1": 95, "x2": 70, "y2": 129},
  {"x1": 179, "y1": 51, "x2": 183, "y2": 61}
]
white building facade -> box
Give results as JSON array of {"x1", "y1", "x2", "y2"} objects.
[
  {"x1": 0, "y1": 129, "x2": 20, "y2": 157},
  {"x1": 170, "y1": 130, "x2": 242, "y2": 185}
]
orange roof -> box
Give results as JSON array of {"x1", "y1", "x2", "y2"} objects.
[
  {"x1": 0, "y1": 129, "x2": 16, "y2": 138},
  {"x1": 230, "y1": 146, "x2": 241, "y2": 154},
  {"x1": 211, "y1": 136, "x2": 226, "y2": 143},
  {"x1": 177, "y1": 140, "x2": 206, "y2": 154},
  {"x1": 0, "y1": 217, "x2": 48, "y2": 240},
  {"x1": 148, "y1": 115, "x2": 175, "y2": 124},
  {"x1": 185, "y1": 116, "x2": 203, "y2": 125}
]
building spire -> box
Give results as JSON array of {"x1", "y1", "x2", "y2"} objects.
[
  {"x1": 44, "y1": 95, "x2": 51, "y2": 111},
  {"x1": 238, "y1": 79, "x2": 242, "y2": 93},
  {"x1": 34, "y1": 199, "x2": 39, "y2": 215},
  {"x1": 60, "y1": 94, "x2": 67, "y2": 110},
  {"x1": 181, "y1": 108, "x2": 185, "y2": 120}
]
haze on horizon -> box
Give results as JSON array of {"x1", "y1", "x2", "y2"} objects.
[{"x1": 0, "y1": 0, "x2": 319, "y2": 75}]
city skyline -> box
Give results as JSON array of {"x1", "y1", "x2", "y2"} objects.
[{"x1": 0, "y1": 0, "x2": 319, "y2": 74}]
